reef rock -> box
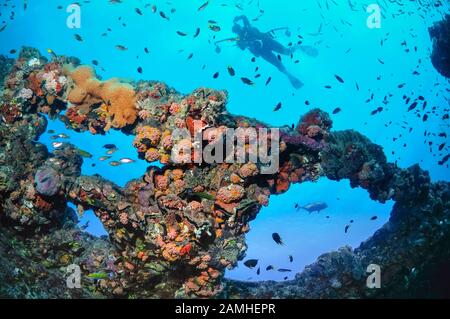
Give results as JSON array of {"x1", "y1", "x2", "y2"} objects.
[
  {"x1": 429, "y1": 14, "x2": 450, "y2": 79},
  {"x1": 0, "y1": 47, "x2": 449, "y2": 299}
]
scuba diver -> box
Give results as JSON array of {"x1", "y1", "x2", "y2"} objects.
[{"x1": 216, "y1": 15, "x2": 318, "y2": 89}]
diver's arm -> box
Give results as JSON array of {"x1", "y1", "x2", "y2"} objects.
[{"x1": 234, "y1": 15, "x2": 250, "y2": 28}]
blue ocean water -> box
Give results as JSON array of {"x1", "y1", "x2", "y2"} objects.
[{"x1": 0, "y1": 0, "x2": 448, "y2": 281}]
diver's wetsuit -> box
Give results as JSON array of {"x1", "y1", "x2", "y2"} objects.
[{"x1": 233, "y1": 15, "x2": 303, "y2": 89}]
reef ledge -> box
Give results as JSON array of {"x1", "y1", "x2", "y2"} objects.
[{"x1": 0, "y1": 48, "x2": 449, "y2": 299}]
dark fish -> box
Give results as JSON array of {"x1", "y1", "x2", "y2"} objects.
[
  {"x1": 241, "y1": 77, "x2": 254, "y2": 86},
  {"x1": 332, "y1": 107, "x2": 341, "y2": 114},
  {"x1": 370, "y1": 216, "x2": 378, "y2": 220},
  {"x1": 334, "y1": 74, "x2": 344, "y2": 83},
  {"x1": 187, "y1": 53, "x2": 193, "y2": 59},
  {"x1": 137, "y1": 67, "x2": 143, "y2": 74},
  {"x1": 243, "y1": 259, "x2": 258, "y2": 268},
  {"x1": 135, "y1": 8, "x2": 142, "y2": 15},
  {"x1": 213, "y1": 71, "x2": 219, "y2": 79},
  {"x1": 278, "y1": 268, "x2": 292, "y2": 272},
  {"x1": 265, "y1": 77, "x2": 272, "y2": 86},
  {"x1": 256, "y1": 267, "x2": 260, "y2": 275},
  {"x1": 272, "y1": 232, "x2": 284, "y2": 245},
  {"x1": 144, "y1": 47, "x2": 149, "y2": 54},
  {"x1": 92, "y1": 60, "x2": 99, "y2": 66},
  {"x1": 9, "y1": 49, "x2": 16, "y2": 54},
  {"x1": 80, "y1": 220, "x2": 90, "y2": 230},
  {"x1": 439, "y1": 143, "x2": 446, "y2": 151},
  {"x1": 198, "y1": 1, "x2": 209, "y2": 11},
  {"x1": 266, "y1": 265, "x2": 274, "y2": 271},
  {"x1": 300, "y1": 202, "x2": 328, "y2": 213},
  {"x1": 115, "y1": 45, "x2": 128, "y2": 51},
  {"x1": 294, "y1": 203, "x2": 299, "y2": 209},
  {"x1": 215, "y1": 45, "x2": 221, "y2": 54},
  {"x1": 408, "y1": 102, "x2": 418, "y2": 111},
  {"x1": 227, "y1": 66, "x2": 235, "y2": 76},
  {"x1": 193, "y1": 27, "x2": 200, "y2": 38},
  {"x1": 74, "y1": 34, "x2": 83, "y2": 41},
  {"x1": 103, "y1": 144, "x2": 117, "y2": 149},
  {"x1": 274, "y1": 102, "x2": 282, "y2": 111},
  {"x1": 208, "y1": 24, "x2": 221, "y2": 32},
  {"x1": 289, "y1": 255, "x2": 293, "y2": 262},
  {"x1": 159, "y1": 11, "x2": 169, "y2": 20},
  {"x1": 438, "y1": 154, "x2": 449, "y2": 165},
  {"x1": 345, "y1": 225, "x2": 350, "y2": 233},
  {"x1": 176, "y1": 31, "x2": 187, "y2": 36},
  {"x1": 377, "y1": 58, "x2": 385, "y2": 64}
]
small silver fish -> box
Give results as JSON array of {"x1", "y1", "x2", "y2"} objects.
[
  {"x1": 48, "y1": 158, "x2": 62, "y2": 165},
  {"x1": 106, "y1": 148, "x2": 118, "y2": 155},
  {"x1": 52, "y1": 142, "x2": 63, "y2": 148},
  {"x1": 58, "y1": 133, "x2": 70, "y2": 139},
  {"x1": 115, "y1": 45, "x2": 128, "y2": 51},
  {"x1": 99, "y1": 156, "x2": 111, "y2": 161},
  {"x1": 119, "y1": 158, "x2": 135, "y2": 164},
  {"x1": 109, "y1": 161, "x2": 121, "y2": 167}
]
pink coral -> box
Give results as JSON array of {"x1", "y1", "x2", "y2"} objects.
[
  {"x1": 188, "y1": 200, "x2": 203, "y2": 212},
  {"x1": 167, "y1": 228, "x2": 178, "y2": 240},
  {"x1": 216, "y1": 185, "x2": 245, "y2": 203},
  {"x1": 145, "y1": 148, "x2": 160, "y2": 162},
  {"x1": 134, "y1": 126, "x2": 162, "y2": 149},
  {"x1": 169, "y1": 102, "x2": 181, "y2": 115},
  {"x1": 155, "y1": 175, "x2": 169, "y2": 191},
  {"x1": 239, "y1": 163, "x2": 259, "y2": 178},
  {"x1": 306, "y1": 125, "x2": 322, "y2": 138},
  {"x1": 161, "y1": 134, "x2": 173, "y2": 150}
]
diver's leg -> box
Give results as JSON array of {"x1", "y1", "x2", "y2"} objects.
[
  {"x1": 265, "y1": 40, "x2": 292, "y2": 55},
  {"x1": 260, "y1": 51, "x2": 303, "y2": 89}
]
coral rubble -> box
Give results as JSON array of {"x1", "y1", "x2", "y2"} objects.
[{"x1": 0, "y1": 48, "x2": 449, "y2": 299}]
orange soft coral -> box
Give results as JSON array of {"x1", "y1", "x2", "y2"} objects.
[
  {"x1": 100, "y1": 81, "x2": 137, "y2": 128},
  {"x1": 67, "y1": 66, "x2": 137, "y2": 129}
]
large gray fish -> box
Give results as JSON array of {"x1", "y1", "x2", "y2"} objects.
[{"x1": 298, "y1": 201, "x2": 328, "y2": 213}]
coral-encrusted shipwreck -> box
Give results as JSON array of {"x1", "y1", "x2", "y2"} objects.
[{"x1": 0, "y1": 48, "x2": 449, "y2": 298}]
